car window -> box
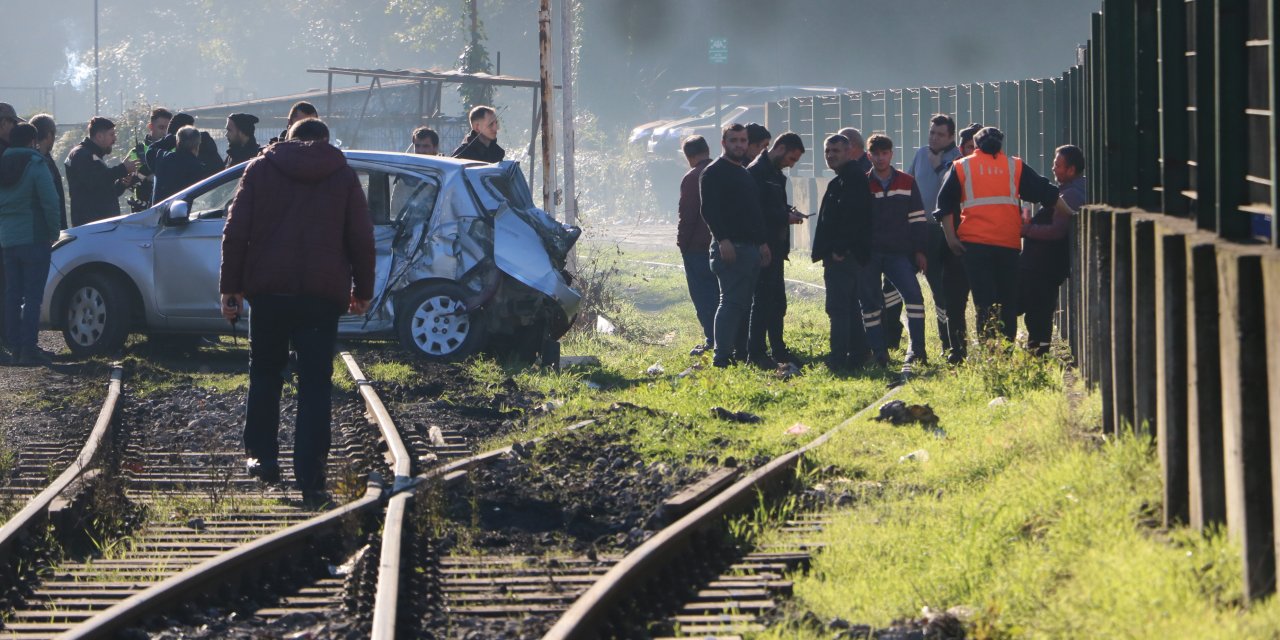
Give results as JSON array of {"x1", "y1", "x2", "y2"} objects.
[
  {"x1": 481, "y1": 173, "x2": 533, "y2": 210},
  {"x1": 187, "y1": 175, "x2": 241, "y2": 219},
  {"x1": 358, "y1": 170, "x2": 391, "y2": 226},
  {"x1": 389, "y1": 173, "x2": 438, "y2": 224}
]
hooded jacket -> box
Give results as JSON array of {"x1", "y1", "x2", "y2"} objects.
[
  {"x1": 0, "y1": 147, "x2": 61, "y2": 248},
  {"x1": 220, "y1": 140, "x2": 375, "y2": 308},
  {"x1": 451, "y1": 130, "x2": 505, "y2": 163},
  {"x1": 225, "y1": 139, "x2": 262, "y2": 168},
  {"x1": 65, "y1": 137, "x2": 129, "y2": 226}
]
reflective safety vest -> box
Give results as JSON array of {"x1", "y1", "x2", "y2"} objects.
[{"x1": 953, "y1": 152, "x2": 1024, "y2": 249}]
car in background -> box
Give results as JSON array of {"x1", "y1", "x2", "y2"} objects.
[
  {"x1": 41, "y1": 152, "x2": 581, "y2": 363},
  {"x1": 629, "y1": 86, "x2": 756, "y2": 146},
  {"x1": 641, "y1": 86, "x2": 849, "y2": 158}
]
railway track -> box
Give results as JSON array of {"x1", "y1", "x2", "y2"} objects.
[{"x1": 2, "y1": 347, "x2": 904, "y2": 639}]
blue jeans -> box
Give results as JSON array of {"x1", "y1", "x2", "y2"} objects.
[
  {"x1": 962, "y1": 242, "x2": 1020, "y2": 340},
  {"x1": 857, "y1": 252, "x2": 926, "y2": 357},
  {"x1": 681, "y1": 250, "x2": 719, "y2": 347},
  {"x1": 245, "y1": 294, "x2": 344, "y2": 491},
  {"x1": 3, "y1": 244, "x2": 51, "y2": 354},
  {"x1": 710, "y1": 242, "x2": 761, "y2": 365},
  {"x1": 822, "y1": 257, "x2": 868, "y2": 365}
]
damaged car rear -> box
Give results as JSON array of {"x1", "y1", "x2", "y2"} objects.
[{"x1": 41, "y1": 152, "x2": 582, "y2": 362}]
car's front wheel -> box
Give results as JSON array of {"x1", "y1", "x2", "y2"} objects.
[
  {"x1": 396, "y1": 282, "x2": 487, "y2": 362},
  {"x1": 62, "y1": 273, "x2": 130, "y2": 357}
]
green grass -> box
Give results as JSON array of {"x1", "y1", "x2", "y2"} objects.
[{"x1": 752, "y1": 355, "x2": 1280, "y2": 639}]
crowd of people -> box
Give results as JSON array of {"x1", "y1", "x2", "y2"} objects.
[
  {"x1": 680, "y1": 114, "x2": 1086, "y2": 371},
  {"x1": 0, "y1": 99, "x2": 510, "y2": 367}
]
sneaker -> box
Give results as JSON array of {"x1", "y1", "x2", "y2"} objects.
[
  {"x1": 301, "y1": 490, "x2": 334, "y2": 509},
  {"x1": 246, "y1": 458, "x2": 282, "y2": 484},
  {"x1": 17, "y1": 347, "x2": 55, "y2": 366},
  {"x1": 689, "y1": 343, "x2": 710, "y2": 356},
  {"x1": 746, "y1": 356, "x2": 777, "y2": 370},
  {"x1": 947, "y1": 349, "x2": 966, "y2": 366}
]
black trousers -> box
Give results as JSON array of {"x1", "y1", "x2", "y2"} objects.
[
  {"x1": 823, "y1": 258, "x2": 868, "y2": 365},
  {"x1": 748, "y1": 256, "x2": 788, "y2": 360},
  {"x1": 1018, "y1": 268, "x2": 1064, "y2": 354},
  {"x1": 962, "y1": 243, "x2": 1019, "y2": 341},
  {"x1": 941, "y1": 246, "x2": 970, "y2": 356},
  {"x1": 245, "y1": 294, "x2": 344, "y2": 492}
]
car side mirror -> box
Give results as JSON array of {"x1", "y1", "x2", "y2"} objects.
[{"x1": 165, "y1": 200, "x2": 190, "y2": 226}]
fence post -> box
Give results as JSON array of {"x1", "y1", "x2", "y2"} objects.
[
  {"x1": 1187, "y1": 238, "x2": 1226, "y2": 529},
  {"x1": 1155, "y1": 220, "x2": 1191, "y2": 526},
  {"x1": 1264, "y1": 255, "x2": 1280, "y2": 572},
  {"x1": 1217, "y1": 247, "x2": 1275, "y2": 601},
  {"x1": 1094, "y1": 209, "x2": 1116, "y2": 433},
  {"x1": 1111, "y1": 211, "x2": 1134, "y2": 431},
  {"x1": 1132, "y1": 216, "x2": 1157, "y2": 435}
]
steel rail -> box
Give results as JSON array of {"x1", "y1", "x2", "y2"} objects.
[
  {"x1": 338, "y1": 351, "x2": 414, "y2": 640},
  {"x1": 61, "y1": 350, "x2": 410, "y2": 640},
  {"x1": 543, "y1": 387, "x2": 899, "y2": 640},
  {"x1": 60, "y1": 481, "x2": 384, "y2": 640},
  {"x1": 0, "y1": 365, "x2": 124, "y2": 559}
]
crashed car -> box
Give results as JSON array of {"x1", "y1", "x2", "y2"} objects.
[{"x1": 40, "y1": 152, "x2": 581, "y2": 362}]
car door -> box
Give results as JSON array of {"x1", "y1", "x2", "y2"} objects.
[{"x1": 152, "y1": 171, "x2": 244, "y2": 330}]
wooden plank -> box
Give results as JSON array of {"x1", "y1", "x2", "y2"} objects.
[
  {"x1": 1217, "y1": 246, "x2": 1275, "y2": 600},
  {"x1": 661, "y1": 467, "x2": 741, "y2": 523},
  {"x1": 1266, "y1": 255, "x2": 1280, "y2": 578}
]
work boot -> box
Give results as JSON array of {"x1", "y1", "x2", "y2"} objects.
[
  {"x1": 301, "y1": 490, "x2": 334, "y2": 510},
  {"x1": 246, "y1": 458, "x2": 282, "y2": 484},
  {"x1": 905, "y1": 352, "x2": 928, "y2": 366}
]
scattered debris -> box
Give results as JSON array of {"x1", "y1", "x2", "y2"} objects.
[
  {"x1": 645, "y1": 362, "x2": 665, "y2": 376},
  {"x1": 899, "y1": 449, "x2": 929, "y2": 463},
  {"x1": 608, "y1": 401, "x2": 664, "y2": 416},
  {"x1": 677, "y1": 362, "x2": 703, "y2": 378},
  {"x1": 535, "y1": 399, "x2": 565, "y2": 413},
  {"x1": 988, "y1": 396, "x2": 1008, "y2": 407},
  {"x1": 427, "y1": 425, "x2": 446, "y2": 447},
  {"x1": 595, "y1": 315, "x2": 617, "y2": 334},
  {"x1": 775, "y1": 361, "x2": 802, "y2": 379},
  {"x1": 710, "y1": 406, "x2": 762, "y2": 423},
  {"x1": 874, "y1": 400, "x2": 940, "y2": 427},
  {"x1": 785, "y1": 423, "x2": 811, "y2": 435}
]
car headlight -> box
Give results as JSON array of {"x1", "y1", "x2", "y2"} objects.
[{"x1": 52, "y1": 232, "x2": 76, "y2": 250}]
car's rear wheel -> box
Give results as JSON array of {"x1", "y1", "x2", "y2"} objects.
[
  {"x1": 396, "y1": 282, "x2": 487, "y2": 362},
  {"x1": 62, "y1": 273, "x2": 130, "y2": 357}
]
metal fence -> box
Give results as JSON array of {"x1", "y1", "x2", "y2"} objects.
[{"x1": 765, "y1": 0, "x2": 1279, "y2": 605}]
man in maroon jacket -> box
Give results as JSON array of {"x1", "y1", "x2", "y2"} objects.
[
  {"x1": 219, "y1": 118, "x2": 375, "y2": 507},
  {"x1": 677, "y1": 135, "x2": 717, "y2": 355}
]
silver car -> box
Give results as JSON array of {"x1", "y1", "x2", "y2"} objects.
[{"x1": 41, "y1": 152, "x2": 582, "y2": 362}]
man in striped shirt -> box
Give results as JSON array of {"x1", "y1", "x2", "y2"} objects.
[{"x1": 858, "y1": 134, "x2": 930, "y2": 367}]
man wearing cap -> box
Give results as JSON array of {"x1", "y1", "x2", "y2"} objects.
[
  {"x1": 0, "y1": 103, "x2": 24, "y2": 157},
  {"x1": 66, "y1": 117, "x2": 138, "y2": 227},
  {"x1": 934, "y1": 126, "x2": 1071, "y2": 342},
  {"x1": 225, "y1": 113, "x2": 262, "y2": 168}
]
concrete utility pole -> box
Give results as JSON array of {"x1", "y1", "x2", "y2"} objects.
[
  {"x1": 560, "y1": 0, "x2": 577, "y2": 268},
  {"x1": 93, "y1": 0, "x2": 99, "y2": 116},
  {"x1": 538, "y1": 0, "x2": 555, "y2": 213}
]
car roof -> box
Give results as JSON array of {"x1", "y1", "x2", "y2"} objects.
[{"x1": 343, "y1": 149, "x2": 485, "y2": 171}]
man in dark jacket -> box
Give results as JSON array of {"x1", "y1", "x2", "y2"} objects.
[
  {"x1": 677, "y1": 135, "x2": 716, "y2": 356},
  {"x1": 147, "y1": 113, "x2": 220, "y2": 184},
  {"x1": 152, "y1": 126, "x2": 209, "y2": 203},
  {"x1": 452, "y1": 105, "x2": 505, "y2": 163},
  {"x1": 699, "y1": 123, "x2": 771, "y2": 368},
  {"x1": 1017, "y1": 144, "x2": 1087, "y2": 355},
  {"x1": 65, "y1": 117, "x2": 138, "y2": 227},
  {"x1": 812, "y1": 134, "x2": 873, "y2": 371},
  {"x1": 29, "y1": 115, "x2": 65, "y2": 230},
  {"x1": 745, "y1": 133, "x2": 805, "y2": 367},
  {"x1": 220, "y1": 118, "x2": 375, "y2": 507},
  {"x1": 0, "y1": 124, "x2": 61, "y2": 365},
  {"x1": 224, "y1": 113, "x2": 262, "y2": 168},
  {"x1": 268, "y1": 101, "x2": 318, "y2": 146}
]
